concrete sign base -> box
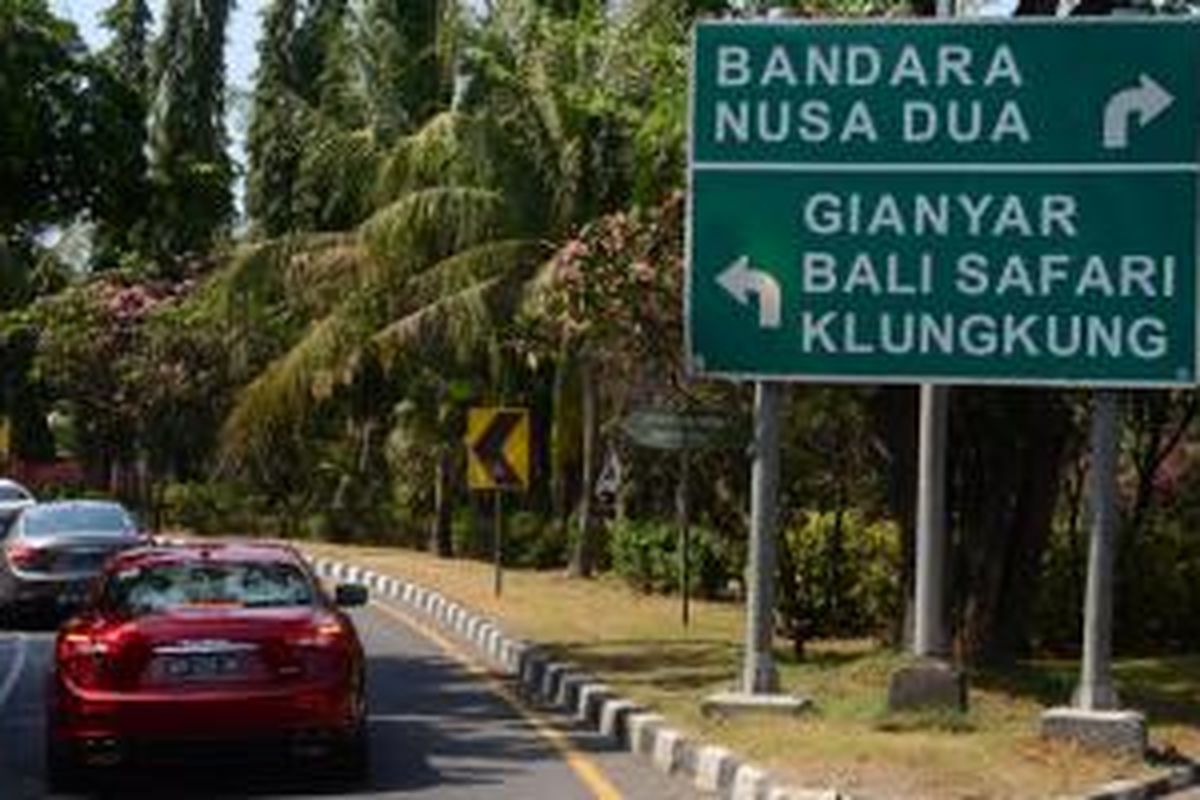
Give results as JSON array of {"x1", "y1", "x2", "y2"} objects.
[
  {"x1": 700, "y1": 691, "x2": 813, "y2": 719},
  {"x1": 1041, "y1": 707, "x2": 1148, "y2": 757},
  {"x1": 886, "y1": 659, "x2": 968, "y2": 712}
]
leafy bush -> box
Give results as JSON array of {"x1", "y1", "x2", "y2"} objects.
[
  {"x1": 778, "y1": 510, "x2": 901, "y2": 639},
  {"x1": 451, "y1": 506, "x2": 488, "y2": 558},
  {"x1": 608, "y1": 518, "x2": 734, "y2": 599},
  {"x1": 27, "y1": 482, "x2": 108, "y2": 503},
  {"x1": 1036, "y1": 509, "x2": 1200, "y2": 655},
  {"x1": 505, "y1": 511, "x2": 567, "y2": 569}
]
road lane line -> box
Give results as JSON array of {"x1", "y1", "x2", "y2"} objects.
[
  {"x1": 0, "y1": 634, "x2": 28, "y2": 713},
  {"x1": 368, "y1": 600, "x2": 624, "y2": 800}
]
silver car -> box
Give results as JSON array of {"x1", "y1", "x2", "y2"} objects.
[
  {"x1": 0, "y1": 479, "x2": 35, "y2": 532},
  {"x1": 0, "y1": 500, "x2": 143, "y2": 624}
]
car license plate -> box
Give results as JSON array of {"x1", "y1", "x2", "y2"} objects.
[
  {"x1": 160, "y1": 653, "x2": 246, "y2": 681},
  {"x1": 56, "y1": 585, "x2": 88, "y2": 606},
  {"x1": 56, "y1": 551, "x2": 105, "y2": 572}
]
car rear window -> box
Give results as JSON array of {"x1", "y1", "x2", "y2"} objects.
[
  {"x1": 0, "y1": 485, "x2": 30, "y2": 501},
  {"x1": 22, "y1": 505, "x2": 133, "y2": 537},
  {"x1": 102, "y1": 561, "x2": 316, "y2": 616}
]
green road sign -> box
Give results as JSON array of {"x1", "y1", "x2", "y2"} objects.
[
  {"x1": 621, "y1": 409, "x2": 734, "y2": 451},
  {"x1": 687, "y1": 19, "x2": 1200, "y2": 387}
]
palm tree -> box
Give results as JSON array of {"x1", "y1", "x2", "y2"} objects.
[
  {"x1": 215, "y1": 0, "x2": 691, "y2": 556},
  {"x1": 148, "y1": 0, "x2": 236, "y2": 263}
]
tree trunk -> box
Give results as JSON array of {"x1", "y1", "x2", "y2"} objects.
[
  {"x1": 826, "y1": 492, "x2": 845, "y2": 634},
  {"x1": 569, "y1": 358, "x2": 599, "y2": 578},
  {"x1": 551, "y1": 352, "x2": 575, "y2": 536},
  {"x1": 957, "y1": 389, "x2": 1073, "y2": 666},
  {"x1": 430, "y1": 447, "x2": 454, "y2": 557},
  {"x1": 869, "y1": 386, "x2": 918, "y2": 649}
]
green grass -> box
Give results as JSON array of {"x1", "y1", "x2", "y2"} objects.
[{"x1": 305, "y1": 541, "x2": 1197, "y2": 799}]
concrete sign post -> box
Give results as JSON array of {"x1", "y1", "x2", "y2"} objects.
[
  {"x1": 744, "y1": 382, "x2": 782, "y2": 694},
  {"x1": 1076, "y1": 391, "x2": 1120, "y2": 712},
  {"x1": 913, "y1": 383, "x2": 950, "y2": 660},
  {"x1": 1042, "y1": 394, "x2": 1148, "y2": 756}
]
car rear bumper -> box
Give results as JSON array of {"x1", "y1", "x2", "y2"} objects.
[
  {"x1": 53, "y1": 728, "x2": 360, "y2": 770},
  {"x1": 50, "y1": 678, "x2": 361, "y2": 744},
  {"x1": 0, "y1": 574, "x2": 91, "y2": 616}
]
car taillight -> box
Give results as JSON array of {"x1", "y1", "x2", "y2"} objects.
[
  {"x1": 292, "y1": 614, "x2": 348, "y2": 648},
  {"x1": 6, "y1": 541, "x2": 42, "y2": 569},
  {"x1": 287, "y1": 614, "x2": 350, "y2": 679},
  {"x1": 57, "y1": 631, "x2": 112, "y2": 689}
]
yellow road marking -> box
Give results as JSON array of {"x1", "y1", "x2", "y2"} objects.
[{"x1": 368, "y1": 600, "x2": 624, "y2": 800}]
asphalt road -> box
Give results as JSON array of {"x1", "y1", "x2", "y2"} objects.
[{"x1": 0, "y1": 602, "x2": 698, "y2": 800}]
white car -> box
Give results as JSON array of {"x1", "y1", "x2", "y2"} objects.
[{"x1": 0, "y1": 479, "x2": 36, "y2": 530}]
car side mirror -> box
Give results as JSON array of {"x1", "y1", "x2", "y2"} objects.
[{"x1": 335, "y1": 583, "x2": 368, "y2": 607}]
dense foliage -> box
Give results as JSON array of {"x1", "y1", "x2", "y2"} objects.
[{"x1": 2, "y1": 0, "x2": 1198, "y2": 669}]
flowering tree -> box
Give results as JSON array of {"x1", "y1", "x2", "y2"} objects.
[
  {"x1": 524, "y1": 191, "x2": 684, "y2": 396},
  {"x1": 14, "y1": 276, "x2": 223, "y2": 497},
  {"x1": 520, "y1": 193, "x2": 685, "y2": 575}
]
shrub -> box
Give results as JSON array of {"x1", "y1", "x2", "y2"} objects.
[
  {"x1": 608, "y1": 518, "x2": 734, "y2": 599},
  {"x1": 1036, "y1": 510, "x2": 1200, "y2": 655},
  {"x1": 505, "y1": 511, "x2": 567, "y2": 569},
  {"x1": 778, "y1": 510, "x2": 901, "y2": 639},
  {"x1": 451, "y1": 505, "x2": 488, "y2": 558}
]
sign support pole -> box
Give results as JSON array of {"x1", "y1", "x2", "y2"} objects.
[
  {"x1": 1042, "y1": 390, "x2": 1143, "y2": 756},
  {"x1": 1074, "y1": 391, "x2": 1120, "y2": 710},
  {"x1": 913, "y1": 384, "x2": 950, "y2": 659},
  {"x1": 678, "y1": 447, "x2": 692, "y2": 629},
  {"x1": 703, "y1": 382, "x2": 807, "y2": 719},
  {"x1": 887, "y1": 0, "x2": 964, "y2": 712},
  {"x1": 743, "y1": 381, "x2": 781, "y2": 694},
  {"x1": 919, "y1": 0, "x2": 955, "y2": 664},
  {"x1": 493, "y1": 490, "x2": 504, "y2": 598}
]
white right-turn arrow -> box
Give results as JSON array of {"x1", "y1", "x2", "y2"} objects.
[
  {"x1": 1103, "y1": 74, "x2": 1174, "y2": 150},
  {"x1": 716, "y1": 256, "x2": 782, "y2": 330}
]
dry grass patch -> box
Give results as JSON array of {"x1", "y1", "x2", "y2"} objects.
[{"x1": 305, "y1": 542, "x2": 1192, "y2": 799}]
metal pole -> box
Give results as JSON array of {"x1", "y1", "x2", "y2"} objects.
[
  {"x1": 678, "y1": 448, "x2": 691, "y2": 629},
  {"x1": 743, "y1": 381, "x2": 781, "y2": 694},
  {"x1": 493, "y1": 491, "x2": 504, "y2": 598},
  {"x1": 914, "y1": 384, "x2": 950, "y2": 658},
  {"x1": 1075, "y1": 391, "x2": 1120, "y2": 710},
  {"x1": 910, "y1": 0, "x2": 956, "y2": 662}
]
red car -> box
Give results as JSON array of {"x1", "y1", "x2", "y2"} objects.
[{"x1": 45, "y1": 540, "x2": 369, "y2": 788}]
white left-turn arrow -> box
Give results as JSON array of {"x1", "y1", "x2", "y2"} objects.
[{"x1": 716, "y1": 256, "x2": 782, "y2": 330}]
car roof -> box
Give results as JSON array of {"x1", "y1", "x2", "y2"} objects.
[
  {"x1": 108, "y1": 540, "x2": 308, "y2": 571},
  {"x1": 25, "y1": 499, "x2": 126, "y2": 512},
  {"x1": 0, "y1": 479, "x2": 33, "y2": 495}
]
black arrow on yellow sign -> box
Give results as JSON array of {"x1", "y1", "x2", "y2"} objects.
[{"x1": 466, "y1": 408, "x2": 530, "y2": 492}]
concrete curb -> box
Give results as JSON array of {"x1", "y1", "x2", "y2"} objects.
[{"x1": 305, "y1": 553, "x2": 847, "y2": 799}]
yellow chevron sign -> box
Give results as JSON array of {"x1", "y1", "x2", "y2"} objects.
[{"x1": 465, "y1": 408, "x2": 530, "y2": 491}]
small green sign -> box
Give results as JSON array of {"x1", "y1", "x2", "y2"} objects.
[
  {"x1": 622, "y1": 410, "x2": 734, "y2": 451},
  {"x1": 687, "y1": 19, "x2": 1200, "y2": 387}
]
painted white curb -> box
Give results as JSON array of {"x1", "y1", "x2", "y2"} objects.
[
  {"x1": 652, "y1": 727, "x2": 686, "y2": 774},
  {"x1": 696, "y1": 745, "x2": 736, "y2": 793}
]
